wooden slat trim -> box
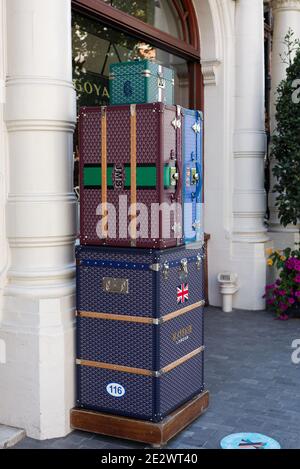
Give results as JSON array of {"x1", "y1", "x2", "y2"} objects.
[
  {"x1": 161, "y1": 300, "x2": 205, "y2": 323},
  {"x1": 77, "y1": 311, "x2": 153, "y2": 324},
  {"x1": 76, "y1": 359, "x2": 153, "y2": 377},
  {"x1": 76, "y1": 347, "x2": 204, "y2": 377},
  {"x1": 161, "y1": 346, "x2": 204, "y2": 374},
  {"x1": 77, "y1": 300, "x2": 205, "y2": 324}
]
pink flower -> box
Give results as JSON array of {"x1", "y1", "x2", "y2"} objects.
[
  {"x1": 279, "y1": 302, "x2": 288, "y2": 311},
  {"x1": 285, "y1": 258, "x2": 300, "y2": 271},
  {"x1": 279, "y1": 290, "x2": 286, "y2": 296},
  {"x1": 295, "y1": 291, "x2": 300, "y2": 298},
  {"x1": 295, "y1": 275, "x2": 300, "y2": 283},
  {"x1": 278, "y1": 313, "x2": 289, "y2": 321},
  {"x1": 286, "y1": 259, "x2": 295, "y2": 269},
  {"x1": 288, "y1": 298, "x2": 295, "y2": 304}
]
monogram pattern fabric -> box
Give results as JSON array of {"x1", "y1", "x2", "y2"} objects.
[
  {"x1": 76, "y1": 245, "x2": 204, "y2": 317},
  {"x1": 77, "y1": 307, "x2": 203, "y2": 370},
  {"x1": 110, "y1": 60, "x2": 174, "y2": 106},
  {"x1": 79, "y1": 104, "x2": 182, "y2": 248},
  {"x1": 76, "y1": 350, "x2": 204, "y2": 422}
]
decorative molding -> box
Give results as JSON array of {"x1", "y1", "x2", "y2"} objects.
[
  {"x1": 7, "y1": 235, "x2": 77, "y2": 248},
  {"x1": 271, "y1": 0, "x2": 300, "y2": 11},
  {"x1": 8, "y1": 193, "x2": 77, "y2": 203},
  {"x1": 7, "y1": 264, "x2": 75, "y2": 282},
  {"x1": 3, "y1": 282, "x2": 76, "y2": 300},
  {"x1": 6, "y1": 76, "x2": 75, "y2": 89},
  {"x1": 233, "y1": 151, "x2": 266, "y2": 159},
  {"x1": 231, "y1": 233, "x2": 269, "y2": 244},
  {"x1": 5, "y1": 120, "x2": 76, "y2": 132},
  {"x1": 200, "y1": 58, "x2": 221, "y2": 86}
]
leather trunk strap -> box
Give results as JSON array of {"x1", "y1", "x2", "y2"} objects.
[
  {"x1": 130, "y1": 104, "x2": 137, "y2": 244},
  {"x1": 101, "y1": 107, "x2": 108, "y2": 238}
]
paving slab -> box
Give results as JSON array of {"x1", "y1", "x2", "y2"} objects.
[
  {"x1": 13, "y1": 307, "x2": 300, "y2": 449},
  {"x1": 0, "y1": 425, "x2": 25, "y2": 449}
]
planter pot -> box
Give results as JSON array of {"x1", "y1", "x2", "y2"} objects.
[{"x1": 289, "y1": 303, "x2": 300, "y2": 319}]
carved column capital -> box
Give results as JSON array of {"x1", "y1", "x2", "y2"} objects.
[
  {"x1": 200, "y1": 59, "x2": 221, "y2": 86},
  {"x1": 272, "y1": 0, "x2": 300, "y2": 12}
]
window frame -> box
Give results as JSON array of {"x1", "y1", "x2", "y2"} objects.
[{"x1": 71, "y1": 0, "x2": 203, "y2": 109}]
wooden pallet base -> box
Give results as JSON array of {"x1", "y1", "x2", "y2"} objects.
[{"x1": 70, "y1": 391, "x2": 209, "y2": 447}]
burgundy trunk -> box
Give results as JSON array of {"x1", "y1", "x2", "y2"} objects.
[{"x1": 79, "y1": 103, "x2": 183, "y2": 249}]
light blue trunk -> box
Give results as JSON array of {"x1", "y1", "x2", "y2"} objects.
[{"x1": 182, "y1": 109, "x2": 203, "y2": 245}]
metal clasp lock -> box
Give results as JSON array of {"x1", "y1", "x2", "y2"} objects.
[
  {"x1": 191, "y1": 168, "x2": 200, "y2": 185},
  {"x1": 196, "y1": 253, "x2": 202, "y2": 270},
  {"x1": 170, "y1": 166, "x2": 179, "y2": 186},
  {"x1": 192, "y1": 122, "x2": 201, "y2": 134},
  {"x1": 142, "y1": 69, "x2": 151, "y2": 78},
  {"x1": 158, "y1": 72, "x2": 166, "y2": 89},
  {"x1": 172, "y1": 106, "x2": 181, "y2": 129},
  {"x1": 192, "y1": 220, "x2": 202, "y2": 231},
  {"x1": 162, "y1": 261, "x2": 170, "y2": 280},
  {"x1": 172, "y1": 222, "x2": 182, "y2": 236},
  {"x1": 172, "y1": 108, "x2": 181, "y2": 130},
  {"x1": 171, "y1": 118, "x2": 181, "y2": 130},
  {"x1": 179, "y1": 258, "x2": 188, "y2": 280}
]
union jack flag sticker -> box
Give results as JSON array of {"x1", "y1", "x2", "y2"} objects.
[{"x1": 177, "y1": 283, "x2": 189, "y2": 304}]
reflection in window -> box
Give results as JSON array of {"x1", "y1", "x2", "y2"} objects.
[
  {"x1": 72, "y1": 11, "x2": 189, "y2": 110},
  {"x1": 72, "y1": 10, "x2": 190, "y2": 190},
  {"x1": 102, "y1": 0, "x2": 184, "y2": 40}
]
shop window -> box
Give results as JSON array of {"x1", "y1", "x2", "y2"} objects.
[
  {"x1": 71, "y1": 0, "x2": 201, "y2": 190},
  {"x1": 72, "y1": 11, "x2": 190, "y2": 110},
  {"x1": 102, "y1": 0, "x2": 185, "y2": 40}
]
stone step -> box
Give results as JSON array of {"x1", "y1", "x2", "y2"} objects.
[{"x1": 0, "y1": 425, "x2": 26, "y2": 449}]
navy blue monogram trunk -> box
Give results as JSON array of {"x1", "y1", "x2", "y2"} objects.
[{"x1": 76, "y1": 245, "x2": 205, "y2": 422}]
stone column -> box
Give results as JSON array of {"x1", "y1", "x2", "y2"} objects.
[
  {"x1": 0, "y1": 0, "x2": 77, "y2": 439},
  {"x1": 268, "y1": 0, "x2": 300, "y2": 248},
  {"x1": 232, "y1": 0, "x2": 268, "y2": 310},
  {"x1": 0, "y1": 0, "x2": 8, "y2": 298}
]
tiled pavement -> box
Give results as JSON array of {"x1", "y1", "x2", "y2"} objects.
[{"x1": 14, "y1": 307, "x2": 300, "y2": 449}]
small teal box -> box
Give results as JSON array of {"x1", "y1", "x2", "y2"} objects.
[{"x1": 109, "y1": 60, "x2": 174, "y2": 105}]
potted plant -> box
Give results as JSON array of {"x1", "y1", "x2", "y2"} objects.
[
  {"x1": 265, "y1": 248, "x2": 300, "y2": 320},
  {"x1": 265, "y1": 30, "x2": 300, "y2": 319},
  {"x1": 271, "y1": 29, "x2": 300, "y2": 227}
]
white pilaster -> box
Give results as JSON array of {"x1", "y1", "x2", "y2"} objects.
[
  {"x1": 0, "y1": 0, "x2": 77, "y2": 439},
  {"x1": 0, "y1": 0, "x2": 8, "y2": 308},
  {"x1": 233, "y1": 0, "x2": 267, "y2": 242},
  {"x1": 268, "y1": 0, "x2": 300, "y2": 245},
  {"x1": 231, "y1": 0, "x2": 268, "y2": 310}
]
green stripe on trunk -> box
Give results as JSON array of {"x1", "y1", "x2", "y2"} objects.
[
  {"x1": 84, "y1": 165, "x2": 165, "y2": 189},
  {"x1": 84, "y1": 166, "x2": 113, "y2": 187},
  {"x1": 124, "y1": 166, "x2": 156, "y2": 188}
]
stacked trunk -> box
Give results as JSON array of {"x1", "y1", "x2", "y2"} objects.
[{"x1": 76, "y1": 59, "x2": 205, "y2": 422}]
